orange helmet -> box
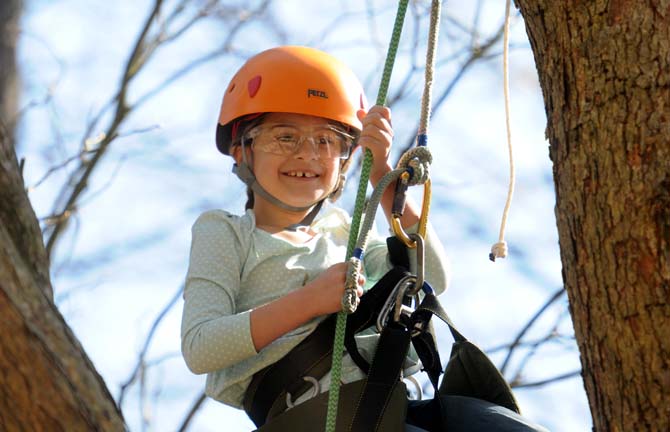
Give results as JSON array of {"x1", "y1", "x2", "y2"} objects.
[{"x1": 216, "y1": 46, "x2": 368, "y2": 154}]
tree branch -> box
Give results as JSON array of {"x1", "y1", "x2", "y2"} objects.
[{"x1": 117, "y1": 284, "x2": 184, "y2": 407}]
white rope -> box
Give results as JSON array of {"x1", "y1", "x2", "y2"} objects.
[
  {"x1": 419, "y1": 0, "x2": 441, "y2": 136},
  {"x1": 490, "y1": 0, "x2": 515, "y2": 262}
]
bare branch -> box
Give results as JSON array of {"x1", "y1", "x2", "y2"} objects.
[
  {"x1": 41, "y1": 1, "x2": 278, "y2": 263},
  {"x1": 176, "y1": 392, "x2": 207, "y2": 432},
  {"x1": 400, "y1": 15, "x2": 510, "y2": 153},
  {"x1": 26, "y1": 149, "x2": 97, "y2": 192},
  {"x1": 487, "y1": 333, "x2": 576, "y2": 355},
  {"x1": 135, "y1": 1, "x2": 272, "y2": 110},
  {"x1": 44, "y1": 0, "x2": 166, "y2": 259},
  {"x1": 117, "y1": 284, "x2": 184, "y2": 407},
  {"x1": 500, "y1": 287, "x2": 566, "y2": 374},
  {"x1": 511, "y1": 370, "x2": 582, "y2": 389}
]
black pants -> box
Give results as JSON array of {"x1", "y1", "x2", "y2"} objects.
[{"x1": 405, "y1": 396, "x2": 549, "y2": 432}]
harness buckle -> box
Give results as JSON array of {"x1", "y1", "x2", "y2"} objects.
[
  {"x1": 376, "y1": 275, "x2": 416, "y2": 332},
  {"x1": 285, "y1": 376, "x2": 320, "y2": 409},
  {"x1": 393, "y1": 277, "x2": 417, "y2": 328}
]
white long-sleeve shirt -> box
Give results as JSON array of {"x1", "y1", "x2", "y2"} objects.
[{"x1": 181, "y1": 206, "x2": 448, "y2": 408}]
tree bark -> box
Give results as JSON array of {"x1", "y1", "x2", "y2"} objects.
[
  {"x1": 1, "y1": 122, "x2": 126, "y2": 432},
  {"x1": 516, "y1": 1, "x2": 670, "y2": 431},
  {"x1": 0, "y1": 4, "x2": 126, "y2": 430},
  {"x1": 0, "y1": 0, "x2": 21, "y2": 135}
]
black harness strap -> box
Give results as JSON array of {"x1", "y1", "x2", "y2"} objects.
[
  {"x1": 348, "y1": 291, "x2": 460, "y2": 431},
  {"x1": 243, "y1": 265, "x2": 411, "y2": 428},
  {"x1": 348, "y1": 323, "x2": 411, "y2": 432},
  {"x1": 342, "y1": 236, "x2": 414, "y2": 374},
  {"x1": 243, "y1": 314, "x2": 338, "y2": 427}
]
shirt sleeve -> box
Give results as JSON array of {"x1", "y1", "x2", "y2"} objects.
[
  {"x1": 418, "y1": 222, "x2": 450, "y2": 295},
  {"x1": 181, "y1": 211, "x2": 258, "y2": 374}
]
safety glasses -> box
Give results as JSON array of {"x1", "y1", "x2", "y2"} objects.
[{"x1": 244, "y1": 123, "x2": 354, "y2": 160}]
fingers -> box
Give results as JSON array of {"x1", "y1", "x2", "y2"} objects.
[
  {"x1": 359, "y1": 106, "x2": 393, "y2": 138},
  {"x1": 358, "y1": 105, "x2": 392, "y2": 123},
  {"x1": 357, "y1": 106, "x2": 393, "y2": 165},
  {"x1": 356, "y1": 273, "x2": 365, "y2": 298}
]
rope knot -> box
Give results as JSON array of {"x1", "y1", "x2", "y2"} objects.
[
  {"x1": 342, "y1": 257, "x2": 362, "y2": 314},
  {"x1": 489, "y1": 241, "x2": 508, "y2": 262},
  {"x1": 397, "y1": 146, "x2": 432, "y2": 186}
]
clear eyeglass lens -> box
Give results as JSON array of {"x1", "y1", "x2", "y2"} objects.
[{"x1": 248, "y1": 124, "x2": 352, "y2": 159}]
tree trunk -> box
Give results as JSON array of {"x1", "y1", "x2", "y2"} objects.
[
  {"x1": 1, "y1": 116, "x2": 126, "y2": 432},
  {"x1": 0, "y1": 4, "x2": 126, "y2": 431},
  {"x1": 516, "y1": 1, "x2": 670, "y2": 431},
  {"x1": 0, "y1": 0, "x2": 21, "y2": 135}
]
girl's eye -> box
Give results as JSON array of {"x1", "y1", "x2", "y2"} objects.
[{"x1": 275, "y1": 133, "x2": 298, "y2": 143}]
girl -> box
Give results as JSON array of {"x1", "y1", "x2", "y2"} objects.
[{"x1": 181, "y1": 46, "x2": 545, "y2": 431}]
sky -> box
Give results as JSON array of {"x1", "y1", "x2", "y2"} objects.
[{"x1": 15, "y1": 0, "x2": 590, "y2": 431}]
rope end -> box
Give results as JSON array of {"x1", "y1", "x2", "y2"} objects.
[{"x1": 489, "y1": 241, "x2": 508, "y2": 262}]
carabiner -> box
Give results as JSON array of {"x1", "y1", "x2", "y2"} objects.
[{"x1": 391, "y1": 178, "x2": 431, "y2": 248}]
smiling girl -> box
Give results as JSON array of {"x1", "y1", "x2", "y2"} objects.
[{"x1": 180, "y1": 46, "x2": 545, "y2": 432}]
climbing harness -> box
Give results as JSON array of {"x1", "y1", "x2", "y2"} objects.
[{"x1": 244, "y1": 237, "x2": 521, "y2": 431}]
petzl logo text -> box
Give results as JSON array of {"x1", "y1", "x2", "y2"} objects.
[{"x1": 307, "y1": 89, "x2": 328, "y2": 98}]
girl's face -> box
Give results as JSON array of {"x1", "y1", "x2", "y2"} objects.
[{"x1": 233, "y1": 113, "x2": 346, "y2": 210}]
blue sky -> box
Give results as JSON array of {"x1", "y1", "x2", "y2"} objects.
[{"x1": 16, "y1": 1, "x2": 590, "y2": 430}]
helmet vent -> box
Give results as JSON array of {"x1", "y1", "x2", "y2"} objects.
[{"x1": 248, "y1": 75, "x2": 262, "y2": 98}]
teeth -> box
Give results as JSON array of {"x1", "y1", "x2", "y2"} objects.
[{"x1": 288, "y1": 171, "x2": 316, "y2": 178}]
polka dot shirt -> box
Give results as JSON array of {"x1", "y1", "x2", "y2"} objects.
[{"x1": 181, "y1": 207, "x2": 449, "y2": 408}]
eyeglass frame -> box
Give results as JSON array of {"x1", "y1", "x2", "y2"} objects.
[{"x1": 242, "y1": 122, "x2": 356, "y2": 160}]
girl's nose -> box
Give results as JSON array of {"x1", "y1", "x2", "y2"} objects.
[{"x1": 293, "y1": 137, "x2": 320, "y2": 159}]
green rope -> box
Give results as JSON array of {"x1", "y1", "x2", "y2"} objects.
[{"x1": 324, "y1": 1, "x2": 409, "y2": 431}]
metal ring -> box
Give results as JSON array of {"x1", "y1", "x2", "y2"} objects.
[
  {"x1": 393, "y1": 277, "x2": 416, "y2": 323},
  {"x1": 407, "y1": 233, "x2": 425, "y2": 296},
  {"x1": 404, "y1": 375, "x2": 423, "y2": 401}
]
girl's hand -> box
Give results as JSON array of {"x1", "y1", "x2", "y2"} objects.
[
  {"x1": 357, "y1": 105, "x2": 394, "y2": 182},
  {"x1": 302, "y1": 262, "x2": 365, "y2": 316}
]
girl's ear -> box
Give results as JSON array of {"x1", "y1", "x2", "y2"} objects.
[{"x1": 230, "y1": 144, "x2": 246, "y2": 165}]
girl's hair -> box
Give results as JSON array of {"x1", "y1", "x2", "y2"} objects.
[
  {"x1": 245, "y1": 187, "x2": 255, "y2": 211},
  {"x1": 231, "y1": 114, "x2": 360, "y2": 211},
  {"x1": 229, "y1": 114, "x2": 267, "y2": 210}
]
